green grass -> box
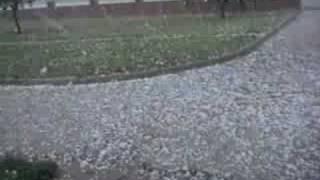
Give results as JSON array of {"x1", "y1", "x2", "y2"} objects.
[
  {"x1": 0, "y1": 11, "x2": 293, "y2": 80},
  {"x1": 0, "y1": 156, "x2": 58, "y2": 180}
]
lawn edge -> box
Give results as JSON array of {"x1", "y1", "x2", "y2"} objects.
[{"x1": 0, "y1": 10, "x2": 301, "y2": 86}]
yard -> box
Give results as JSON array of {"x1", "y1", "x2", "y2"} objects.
[{"x1": 0, "y1": 11, "x2": 294, "y2": 80}]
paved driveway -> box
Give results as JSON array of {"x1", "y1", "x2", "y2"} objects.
[{"x1": 0, "y1": 10, "x2": 320, "y2": 180}]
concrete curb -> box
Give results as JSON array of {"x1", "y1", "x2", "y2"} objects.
[{"x1": 0, "y1": 11, "x2": 301, "y2": 86}]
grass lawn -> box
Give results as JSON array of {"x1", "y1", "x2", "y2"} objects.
[{"x1": 0, "y1": 11, "x2": 293, "y2": 80}]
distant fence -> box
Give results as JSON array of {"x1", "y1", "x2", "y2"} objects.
[
  {"x1": 7, "y1": 0, "x2": 301, "y2": 18},
  {"x1": 22, "y1": 1, "x2": 186, "y2": 18}
]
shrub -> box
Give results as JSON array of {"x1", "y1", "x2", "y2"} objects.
[{"x1": 0, "y1": 155, "x2": 58, "y2": 180}]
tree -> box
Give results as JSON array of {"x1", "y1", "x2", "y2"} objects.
[
  {"x1": 216, "y1": 0, "x2": 247, "y2": 18},
  {"x1": 0, "y1": 0, "x2": 34, "y2": 34},
  {"x1": 184, "y1": 0, "x2": 194, "y2": 10},
  {"x1": 239, "y1": 0, "x2": 247, "y2": 11},
  {"x1": 216, "y1": 0, "x2": 228, "y2": 18}
]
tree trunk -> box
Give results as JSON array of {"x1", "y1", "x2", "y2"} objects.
[
  {"x1": 207, "y1": 0, "x2": 213, "y2": 11},
  {"x1": 239, "y1": 0, "x2": 247, "y2": 11},
  {"x1": 220, "y1": 4, "x2": 225, "y2": 18},
  {"x1": 90, "y1": 0, "x2": 99, "y2": 7},
  {"x1": 11, "y1": 2, "x2": 22, "y2": 34},
  {"x1": 184, "y1": 0, "x2": 193, "y2": 9},
  {"x1": 218, "y1": 0, "x2": 228, "y2": 18}
]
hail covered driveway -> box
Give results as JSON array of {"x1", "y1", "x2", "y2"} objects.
[{"x1": 0, "y1": 11, "x2": 320, "y2": 180}]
